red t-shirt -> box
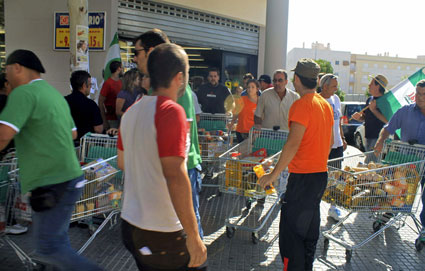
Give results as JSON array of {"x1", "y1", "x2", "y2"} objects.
[
  {"x1": 100, "y1": 77, "x2": 122, "y2": 120},
  {"x1": 117, "y1": 96, "x2": 188, "y2": 159}
]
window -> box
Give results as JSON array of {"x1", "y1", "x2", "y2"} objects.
[
  {"x1": 334, "y1": 72, "x2": 339, "y2": 76},
  {"x1": 397, "y1": 66, "x2": 401, "y2": 70},
  {"x1": 384, "y1": 65, "x2": 388, "y2": 69},
  {"x1": 363, "y1": 63, "x2": 368, "y2": 68},
  {"x1": 335, "y1": 60, "x2": 340, "y2": 65},
  {"x1": 406, "y1": 66, "x2": 410, "y2": 70},
  {"x1": 362, "y1": 86, "x2": 367, "y2": 91},
  {"x1": 374, "y1": 64, "x2": 378, "y2": 68}
]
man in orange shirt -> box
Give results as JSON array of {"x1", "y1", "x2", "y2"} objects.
[{"x1": 260, "y1": 58, "x2": 334, "y2": 271}]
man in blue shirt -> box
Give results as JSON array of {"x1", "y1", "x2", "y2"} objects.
[{"x1": 374, "y1": 79, "x2": 425, "y2": 243}]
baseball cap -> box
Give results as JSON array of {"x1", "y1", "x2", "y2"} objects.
[
  {"x1": 6, "y1": 49, "x2": 46, "y2": 73},
  {"x1": 258, "y1": 74, "x2": 271, "y2": 84},
  {"x1": 291, "y1": 58, "x2": 320, "y2": 79},
  {"x1": 369, "y1": 74, "x2": 388, "y2": 90}
]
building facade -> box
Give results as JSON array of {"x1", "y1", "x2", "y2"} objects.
[
  {"x1": 3, "y1": 0, "x2": 290, "y2": 95},
  {"x1": 350, "y1": 54, "x2": 425, "y2": 95},
  {"x1": 287, "y1": 42, "x2": 351, "y2": 93}
]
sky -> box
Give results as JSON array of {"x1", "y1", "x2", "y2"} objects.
[{"x1": 287, "y1": 0, "x2": 425, "y2": 59}]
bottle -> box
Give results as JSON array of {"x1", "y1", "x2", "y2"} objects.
[{"x1": 253, "y1": 164, "x2": 276, "y2": 195}]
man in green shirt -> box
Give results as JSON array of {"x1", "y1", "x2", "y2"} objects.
[
  {"x1": 0, "y1": 49, "x2": 101, "y2": 270},
  {"x1": 133, "y1": 29, "x2": 204, "y2": 238}
]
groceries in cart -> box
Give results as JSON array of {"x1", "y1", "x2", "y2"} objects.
[
  {"x1": 198, "y1": 128, "x2": 229, "y2": 158},
  {"x1": 74, "y1": 158, "x2": 121, "y2": 219},
  {"x1": 222, "y1": 147, "x2": 278, "y2": 198},
  {"x1": 323, "y1": 160, "x2": 422, "y2": 212}
]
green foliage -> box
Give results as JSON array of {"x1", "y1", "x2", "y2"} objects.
[
  {"x1": 336, "y1": 88, "x2": 345, "y2": 102},
  {"x1": 315, "y1": 59, "x2": 334, "y2": 74}
]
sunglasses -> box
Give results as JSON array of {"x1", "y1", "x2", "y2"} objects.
[
  {"x1": 273, "y1": 78, "x2": 285, "y2": 83},
  {"x1": 133, "y1": 48, "x2": 148, "y2": 56}
]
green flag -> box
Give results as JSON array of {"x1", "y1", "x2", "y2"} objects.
[
  {"x1": 103, "y1": 32, "x2": 121, "y2": 81},
  {"x1": 377, "y1": 67, "x2": 425, "y2": 137}
]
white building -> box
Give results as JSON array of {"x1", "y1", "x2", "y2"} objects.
[{"x1": 287, "y1": 42, "x2": 351, "y2": 93}]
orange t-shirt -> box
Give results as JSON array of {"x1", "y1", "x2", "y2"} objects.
[
  {"x1": 236, "y1": 96, "x2": 257, "y2": 133},
  {"x1": 288, "y1": 93, "x2": 334, "y2": 173}
]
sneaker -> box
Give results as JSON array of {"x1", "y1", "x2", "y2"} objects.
[
  {"x1": 5, "y1": 224, "x2": 28, "y2": 235},
  {"x1": 328, "y1": 206, "x2": 343, "y2": 221}
]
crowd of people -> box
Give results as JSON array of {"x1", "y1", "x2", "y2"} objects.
[{"x1": 0, "y1": 26, "x2": 424, "y2": 271}]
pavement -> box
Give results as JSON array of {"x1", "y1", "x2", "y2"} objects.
[{"x1": 1, "y1": 146, "x2": 425, "y2": 270}]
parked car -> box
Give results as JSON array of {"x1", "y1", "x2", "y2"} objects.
[
  {"x1": 354, "y1": 123, "x2": 394, "y2": 152},
  {"x1": 341, "y1": 102, "x2": 366, "y2": 145},
  {"x1": 354, "y1": 124, "x2": 366, "y2": 151}
]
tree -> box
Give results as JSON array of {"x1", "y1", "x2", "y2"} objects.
[{"x1": 316, "y1": 59, "x2": 345, "y2": 101}]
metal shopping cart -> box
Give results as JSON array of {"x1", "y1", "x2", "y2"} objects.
[
  {"x1": 73, "y1": 133, "x2": 123, "y2": 254},
  {"x1": 0, "y1": 153, "x2": 37, "y2": 270},
  {"x1": 322, "y1": 140, "x2": 425, "y2": 262},
  {"x1": 218, "y1": 127, "x2": 289, "y2": 243},
  {"x1": 198, "y1": 113, "x2": 233, "y2": 184}
]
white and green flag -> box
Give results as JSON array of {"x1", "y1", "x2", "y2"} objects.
[
  {"x1": 103, "y1": 32, "x2": 121, "y2": 81},
  {"x1": 377, "y1": 67, "x2": 425, "y2": 121}
]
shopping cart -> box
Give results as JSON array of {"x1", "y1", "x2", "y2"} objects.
[
  {"x1": 322, "y1": 140, "x2": 425, "y2": 262},
  {"x1": 198, "y1": 113, "x2": 232, "y2": 184},
  {"x1": 0, "y1": 153, "x2": 37, "y2": 270},
  {"x1": 73, "y1": 133, "x2": 123, "y2": 254},
  {"x1": 218, "y1": 127, "x2": 289, "y2": 243}
]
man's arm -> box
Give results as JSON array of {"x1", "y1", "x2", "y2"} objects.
[
  {"x1": 93, "y1": 125, "x2": 103, "y2": 134},
  {"x1": 115, "y1": 98, "x2": 125, "y2": 117},
  {"x1": 254, "y1": 115, "x2": 263, "y2": 127},
  {"x1": 98, "y1": 94, "x2": 109, "y2": 131},
  {"x1": 0, "y1": 124, "x2": 16, "y2": 151},
  {"x1": 369, "y1": 99, "x2": 388, "y2": 123},
  {"x1": 259, "y1": 121, "x2": 305, "y2": 188},
  {"x1": 117, "y1": 149, "x2": 124, "y2": 170},
  {"x1": 72, "y1": 129, "x2": 77, "y2": 140},
  {"x1": 339, "y1": 117, "x2": 347, "y2": 150},
  {"x1": 161, "y1": 156, "x2": 207, "y2": 267}
]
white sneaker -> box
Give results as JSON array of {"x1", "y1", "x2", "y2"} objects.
[
  {"x1": 5, "y1": 224, "x2": 28, "y2": 235},
  {"x1": 328, "y1": 206, "x2": 343, "y2": 221}
]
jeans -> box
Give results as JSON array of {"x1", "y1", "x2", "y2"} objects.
[
  {"x1": 365, "y1": 138, "x2": 378, "y2": 152},
  {"x1": 32, "y1": 175, "x2": 102, "y2": 271},
  {"x1": 188, "y1": 165, "x2": 203, "y2": 239}
]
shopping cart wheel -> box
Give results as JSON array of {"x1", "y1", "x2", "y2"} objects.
[
  {"x1": 372, "y1": 221, "x2": 382, "y2": 233},
  {"x1": 251, "y1": 232, "x2": 259, "y2": 244},
  {"x1": 323, "y1": 238, "x2": 330, "y2": 252},
  {"x1": 415, "y1": 238, "x2": 424, "y2": 252},
  {"x1": 226, "y1": 227, "x2": 236, "y2": 238},
  {"x1": 345, "y1": 249, "x2": 352, "y2": 262}
]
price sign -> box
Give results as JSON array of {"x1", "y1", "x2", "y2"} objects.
[{"x1": 54, "y1": 12, "x2": 106, "y2": 51}]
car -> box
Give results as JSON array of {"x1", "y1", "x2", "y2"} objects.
[
  {"x1": 354, "y1": 123, "x2": 366, "y2": 151},
  {"x1": 341, "y1": 102, "x2": 366, "y2": 145},
  {"x1": 354, "y1": 123, "x2": 395, "y2": 152}
]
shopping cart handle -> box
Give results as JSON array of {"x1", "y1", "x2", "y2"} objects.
[{"x1": 408, "y1": 139, "x2": 418, "y2": 145}]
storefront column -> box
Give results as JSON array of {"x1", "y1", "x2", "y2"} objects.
[{"x1": 264, "y1": 0, "x2": 289, "y2": 75}]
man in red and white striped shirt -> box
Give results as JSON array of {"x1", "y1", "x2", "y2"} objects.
[{"x1": 117, "y1": 43, "x2": 207, "y2": 270}]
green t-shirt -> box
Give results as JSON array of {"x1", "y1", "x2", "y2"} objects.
[
  {"x1": 148, "y1": 85, "x2": 202, "y2": 169},
  {"x1": 0, "y1": 80, "x2": 82, "y2": 193},
  {"x1": 177, "y1": 85, "x2": 202, "y2": 169}
]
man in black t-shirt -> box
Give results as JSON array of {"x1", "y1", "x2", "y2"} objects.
[
  {"x1": 197, "y1": 67, "x2": 233, "y2": 114},
  {"x1": 352, "y1": 74, "x2": 388, "y2": 151},
  {"x1": 65, "y1": 71, "x2": 103, "y2": 144}
]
